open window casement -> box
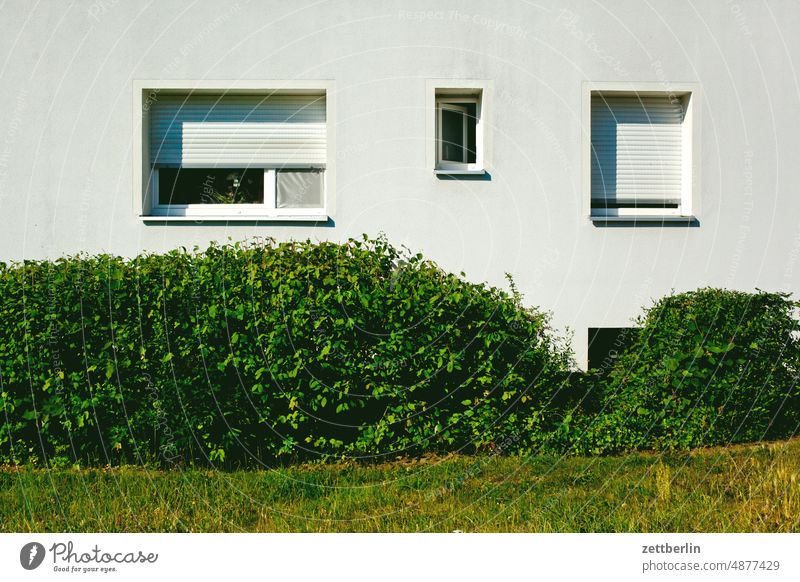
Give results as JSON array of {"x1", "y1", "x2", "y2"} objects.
[{"x1": 435, "y1": 94, "x2": 482, "y2": 173}]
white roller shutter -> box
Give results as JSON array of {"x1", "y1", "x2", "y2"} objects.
[
  {"x1": 149, "y1": 94, "x2": 326, "y2": 167},
  {"x1": 591, "y1": 94, "x2": 684, "y2": 206}
]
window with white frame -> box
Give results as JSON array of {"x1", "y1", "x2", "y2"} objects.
[
  {"x1": 590, "y1": 90, "x2": 694, "y2": 219},
  {"x1": 435, "y1": 89, "x2": 483, "y2": 172},
  {"x1": 145, "y1": 91, "x2": 327, "y2": 218}
]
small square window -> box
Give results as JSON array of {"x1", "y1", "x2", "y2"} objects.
[{"x1": 434, "y1": 88, "x2": 485, "y2": 174}]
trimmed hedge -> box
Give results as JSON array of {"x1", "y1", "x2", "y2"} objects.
[
  {"x1": 574, "y1": 288, "x2": 800, "y2": 454},
  {"x1": 0, "y1": 237, "x2": 576, "y2": 467}
]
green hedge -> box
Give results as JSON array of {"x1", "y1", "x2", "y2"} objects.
[
  {"x1": 573, "y1": 288, "x2": 800, "y2": 454},
  {"x1": 2, "y1": 240, "x2": 799, "y2": 467},
  {"x1": 0, "y1": 237, "x2": 577, "y2": 467}
]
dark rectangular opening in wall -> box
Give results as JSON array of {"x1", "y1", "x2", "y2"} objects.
[{"x1": 588, "y1": 327, "x2": 638, "y2": 372}]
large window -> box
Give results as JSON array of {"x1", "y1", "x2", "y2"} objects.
[
  {"x1": 140, "y1": 88, "x2": 329, "y2": 219},
  {"x1": 587, "y1": 87, "x2": 697, "y2": 220}
]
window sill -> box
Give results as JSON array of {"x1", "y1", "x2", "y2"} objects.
[
  {"x1": 433, "y1": 169, "x2": 486, "y2": 176},
  {"x1": 140, "y1": 214, "x2": 329, "y2": 223},
  {"x1": 590, "y1": 215, "x2": 697, "y2": 223}
]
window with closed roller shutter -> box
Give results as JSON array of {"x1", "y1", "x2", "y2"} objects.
[{"x1": 589, "y1": 91, "x2": 694, "y2": 219}]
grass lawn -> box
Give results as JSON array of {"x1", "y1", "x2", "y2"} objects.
[{"x1": 2, "y1": 438, "x2": 799, "y2": 532}]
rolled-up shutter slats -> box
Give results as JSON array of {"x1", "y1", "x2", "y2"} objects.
[{"x1": 150, "y1": 94, "x2": 326, "y2": 167}]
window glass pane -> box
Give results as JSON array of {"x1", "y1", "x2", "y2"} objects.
[
  {"x1": 276, "y1": 169, "x2": 324, "y2": 208},
  {"x1": 441, "y1": 108, "x2": 465, "y2": 162},
  {"x1": 158, "y1": 168, "x2": 264, "y2": 205}
]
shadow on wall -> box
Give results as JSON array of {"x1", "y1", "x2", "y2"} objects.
[
  {"x1": 435, "y1": 172, "x2": 492, "y2": 182},
  {"x1": 142, "y1": 218, "x2": 337, "y2": 227},
  {"x1": 593, "y1": 218, "x2": 700, "y2": 228}
]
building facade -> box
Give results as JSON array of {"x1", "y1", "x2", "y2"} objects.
[{"x1": 1, "y1": 0, "x2": 799, "y2": 367}]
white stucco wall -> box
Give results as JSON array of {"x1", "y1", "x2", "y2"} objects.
[{"x1": 1, "y1": 0, "x2": 799, "y2": 367}]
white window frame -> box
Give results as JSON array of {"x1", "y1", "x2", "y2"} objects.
[
  {"x1": 427, "y1": 80, "x2": 492, "y2": 175},
  {"x1": 133, "y1": 80, "x2": 336, "y2": 222},
  {"x1": 436, "y1": 98, "x2": 478, "y2": 171},
  {"x1": 582, "y1": 81, "x2": 701, "y2": 222}
]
